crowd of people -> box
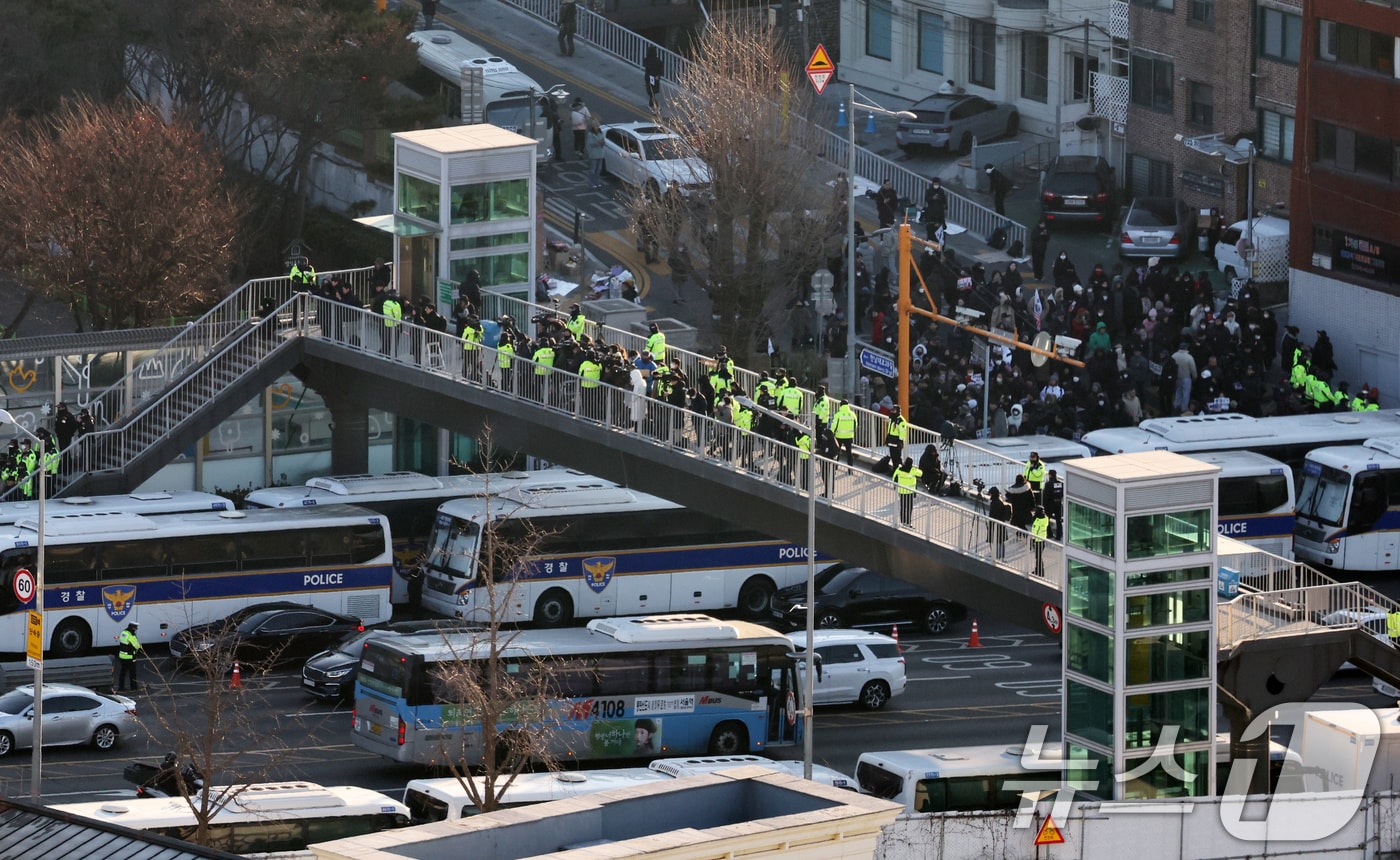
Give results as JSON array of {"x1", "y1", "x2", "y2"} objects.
[
  {"x1": 827, "y1": 226, "x2": 1374, "y2": 443},
  {"x1": 0, "y1": 402, "x2": 93, "y2": 501}
]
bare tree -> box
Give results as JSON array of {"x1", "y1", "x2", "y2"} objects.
[
  {"x1": 0, "y1": 98, "x2": 246, "y2": 330},
  {"x1": 636, "y1": 18, "x2": 841, "y2": 354},
  {"x1": 418, "y1": 464, "x2": 571, "y2": 814}
]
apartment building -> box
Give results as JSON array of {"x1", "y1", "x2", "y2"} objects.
[{"x1": 1288, "y1": 0, "x2": 1400, "y2": 404}]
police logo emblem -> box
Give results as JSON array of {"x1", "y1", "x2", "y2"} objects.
[
  {"x1": 102, "y1": 585, "x2": 138, "y2": 621},
  {"x1": 582, "y1": 557, "x2": 616, "y2": 594}
]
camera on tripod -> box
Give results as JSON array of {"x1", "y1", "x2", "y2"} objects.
[{"x1": 971, "y1": 478, "x2": 986, "y2": 492}]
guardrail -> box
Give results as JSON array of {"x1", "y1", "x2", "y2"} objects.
[{"x1": 1218, "y1": 580, "x2": 1400, "y2": 649}]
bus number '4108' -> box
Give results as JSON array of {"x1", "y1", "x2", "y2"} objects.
[{"x1": 568, "y1": 699, "x2": 626, "y2": 720}]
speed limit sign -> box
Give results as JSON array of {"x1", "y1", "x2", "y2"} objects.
[{"x1": 12, "y1": 568, "x2": 34, "y2": 604}]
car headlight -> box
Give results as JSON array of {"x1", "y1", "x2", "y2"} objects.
[
  {"x1": 1327, "y1": 540, "x2": 1340, "y2": 554},
  {"x1": 457, "y1": 593, "x2": 472, "y2": 606},
  {"x1": 326, "y1": 667, "x2": 352, "y2": 679},
  {"x1": 192, "y1": 639, "x2": 215, "y2": 652}
]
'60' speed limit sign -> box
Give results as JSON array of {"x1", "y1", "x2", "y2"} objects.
[{"x1": 12, "y1": 568, "x2": 35, "y2": 604}]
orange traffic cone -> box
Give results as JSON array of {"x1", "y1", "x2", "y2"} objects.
[
  {"x1": 967, "y1": 619, "x2": 982, "y2": 648},
  {"x1": 231, "y1": 661, "x2": 242, "y2": 689},
  {"x1": 891, "y1": 624, "x2": 901, "y2": 652}
]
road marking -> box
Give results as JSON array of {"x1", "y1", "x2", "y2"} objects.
[
  {"x1": 906, "y1": 674, "x2": 972, "y2": 682},
  {"x1": 923, "y1": 653, "x2": 1032, "y2": 671},
  {"x1": 994, "y1": 679, "x2": 1063, "y2": 698}
]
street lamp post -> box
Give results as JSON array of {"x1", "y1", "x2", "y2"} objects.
[
  {"x1": 845, "y1": 84, "x2": 916, "y2": 402},
  {"x1": 0, "y1": 410, "x2": 45, "y2": 800}
]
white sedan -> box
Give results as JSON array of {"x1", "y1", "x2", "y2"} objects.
[{"x1": 600, "y1": 122, "x2": 711, "y2": 198}]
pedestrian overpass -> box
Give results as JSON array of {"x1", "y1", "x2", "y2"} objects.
[{"x1": 15, "y1": 267, "x2": 1400, "y2": 731}]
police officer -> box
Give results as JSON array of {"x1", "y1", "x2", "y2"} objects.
[
  {"x1": 380, "y1": 289, "x2": 403, "y2": 357},
  {"x1": 532, "y1": 338, "x2": 557, "y2": 404},
  {"x1": 795, "y1": 427, "x2": 813, "y2": 492},
  {"x1": 811, "y1": 384, "x2": 832, "y2": 434},
  {"x1": 579, "y1": 350, "x2": 603, "y2": 419},
  {"x1": 885, "y1": 406, "x2": 908, "y2": 468},
  {"x1": 1030, "y1": 506, "x2": 1050, "y2": 577},
  {"x1": 116, "y1": 621, "x2": 142, "y2": 691},
  {"x1": 779, "y1": 379, "x2": 804, "y2": 419},
  {"x1": 1023, "y1": 451, "x2": 1046, "y2": 500},
  {"x1": 566, "y1": 303, "x2": 587, "y2": 340},
  {"x1": 460, "y1": 316, "x2": 483, "y2": 382},
  {"x1": 893, "y1": 457, "x2": 923, "y2": 526},
  {"x1": 496, "y1": 330, "x2": 517, "y2": 391},
  {"x1": 646, "y1": 322, "x2": 667, "y2": 363},
  {"x1": 831, "y1": 400, "x2": 857, "y2": 467}
]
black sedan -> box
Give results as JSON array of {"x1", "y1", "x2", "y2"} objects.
[
  {"x1": 170, "y1": 605, "x2": 364, "y2": 671},
  {"x1": 771, "y1": 563, "x2": 967, "y2": 635},
  {"x1": 301, "y1": 619, "x2": 478, "y2": 700}
]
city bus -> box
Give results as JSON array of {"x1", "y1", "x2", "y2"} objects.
[
  {"x1": 417, "y1": 472, "x2": 822, "y2": 626},
  {"x1": 1190, "y1": 451, "x2": 1296, "y2": 558},
  {"x1": 51, "y1": 782, "x2": 410, "y2": 854},
  {"x1": 403, "y1": 755, "x2": 854, "y2": 822},
  {"x1": 245, "y1": 470, "x2": 574, "y2": 605},
  {"x1": 1294, "y1": 437, "x2": 1400, "y2": 571},
  {"x1": 855, "y1": 735, "x2": 1301, "y2": 812},
  {"x1": 1082, "y1": 411, "x2": 1400, "y2": 472},
  {"x1": 0, "y1": 490, "x2": 231, "y2": 526},
  {"x1": 0, "y1": 505, "x2": 393, "y2": 658},
  {"x1": 351, "y1": 614, "x2": 803, "y2": 766},
  {"x1": 405, "y1": 30, "x2": 556, "y2": 161}
]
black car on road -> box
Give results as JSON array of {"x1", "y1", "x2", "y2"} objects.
[
  {"x1": 770, "y1": 563, "x2": 967, "y2": 635},
  {"x1": 301, "y1": 619, "x2": 478, "y2": 700},
  {"x1": 170, "y1": 604, "x2": 364, "y2": 671}
]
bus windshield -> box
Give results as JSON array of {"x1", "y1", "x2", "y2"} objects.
[
  {"x1": 425, "y1": 516, "x2": 479, "y2": 580},
  {"x1": 485, "y1": 96, "x2": 540, "y2": 135},
  {"x1": 1297, "y1": 462, "x2": 1350, "y2": 526}
]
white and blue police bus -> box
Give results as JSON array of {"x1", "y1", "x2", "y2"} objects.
[
  {"x1": 0, "y1": 490, "x2": 231, "y2": 526},
  {"x1": 0, "y1": 505, "x2": 393, "y2": 658},
  {"x1": 1189, "y1": 450, "x2": 1296, "y2": 558},
  {"x1": 1295, "y1": 437, "x2": 1400, "y2": 572}
]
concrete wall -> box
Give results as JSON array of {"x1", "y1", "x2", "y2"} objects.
[{"x1": 875, "y1": 791, "x2": 1400, "y2": 860}]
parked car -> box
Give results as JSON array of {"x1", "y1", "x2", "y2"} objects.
[
  {"x1": 894, "y1": 94, "x2": 1019, "y2": 154},
  {"x1": 770, "y1": 563, "x2": 967, "y2": 635},
  {"x1": 170, "y1": 605, "x2": 364, "y2": 671},
  {"x1": 301, "y1": 619, "x2": 478, "y2": 700},
  {"x1": 600, "y1": 122, "x2": 711, "y2": 198},
  {"x1": 1040, "y1": 156, "x2": 1116, "y2": 226},
  {"x1": 1118, "y1": 196, "x2": 1197, "y2": 259},
  {"x1": 0, "y1": 683, "x2": 137, "y2": 756},
  {"x1": 786, "y1": 629, "x2": 907, "y2": 710}
]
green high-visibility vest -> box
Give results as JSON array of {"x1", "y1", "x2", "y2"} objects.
[
  {"x1": 383, "y1": 299, "x2": 402, "y2": 328},
  {"x1": 461, "y1": 326, "x2": 482, "y2": 351},
  {"x1": 894, "y1": 466, "x2": 922, "y2": 493},
  {"x1": 832, "y1": 407, "x2": 857, "y2": 440},
  {"x1": 497, "y1": 341, "x2": 515, "y2": 369},
  {"x1": 580, "y1": 360, "x2": 602, "y2": 388},
  {"x1": 533, "y1": 346, "x2": 555, "y2": 375}
]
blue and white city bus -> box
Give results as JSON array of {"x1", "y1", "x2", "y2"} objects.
[
  {"x1": 351, "y1": 614, "x2": 803, "y2": 766},
  {"x1": 0, "y1": 505, "x2": 393, "y2": 657}
]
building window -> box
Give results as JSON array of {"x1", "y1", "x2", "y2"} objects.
[
  {"x1": 1319, "y1": 20, "x2": 1397, "y2": 76},
  {"x1": 1258, "y1": 109, "x2": 1295, "y2": 163},
  {"x1": 1128, "y1": 153, "x2": 1174, "y2": 197},
  {"x1": 1187, "y1": 0, "x2": 1214, "y2": 27},
  {"x1": 1315, "y1": 121, "x2": 1399, "y2": 182},
  {"x1": 1258, "y1": 7, "x2": 1302, "y2": 64},
  {"x1": 1188, "y1": 82, "x2": 1213, "y2": 128},
  {"x1": 1069, "y1": 53, "x2": 1099, "y2": 102},
  {"x1": 968, "y1": 19, "x2": 996, "y2": 89},
  {"x1": 917, "y1": 12, "x2": 944, "y2": 74},
  {"x1": 1132, "y1": 0, "x2": 1173, "y2": 9},
  {"x1": 397, "y1": 174, "x2": 440, "y2": 221},
  {"x1": 865, "y1": 0, "x2": 892, "y2": 61},
  {"x1": 450, "y1": 178, "x2": 529, "y2": 224},
  {"x1": 1130, "y1": 53, "x2": 1174, "y2": 112},
  {"x1": 449, "y1": 253, "x2": 529, "y2": 288},
  {"x1": 1021, "y1": 34, "x2": 1049, "y2": 103}
]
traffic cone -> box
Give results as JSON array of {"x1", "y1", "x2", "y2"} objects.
[
  {"x1": 967, "y1": 619, "x2": 982, "y2": 648},
  {"x1": 230, "y1": 661, "x2": 242, "y2": 689},
  {"x1": 891, "y1": 624, "x2": 901, "y2": 652},
  {"x1": 865, "y1": 111, "x2": 878, "y2": 134},
  {"x1": 835, "y1": 101, "x2": 848, "y2": 129}
]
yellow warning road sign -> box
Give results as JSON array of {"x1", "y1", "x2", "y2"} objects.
[
  {"x1": 806, "y1": 44, "x2": 835, "y2": 95},
  {"x1": 1034, "y1": 815, "x2": 1065, "y2": 846}
]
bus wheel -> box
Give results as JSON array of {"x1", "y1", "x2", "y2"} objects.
[
  {"x1": 707, "y1": 721, "x2": 748, "y2": 756},
  {"x1": 533, "y1": 590, "x2": 574, "y2": 628},
  {"x1": 51, "y1": 619, "x2": 92, "y2": 659},
  {"x1": 737, "y1": 577, "x2": 775, "y2": 619}
]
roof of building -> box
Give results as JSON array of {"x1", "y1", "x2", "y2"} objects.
[{"x1": 0, "y1": 797, "x2": 244, "y2": 860}]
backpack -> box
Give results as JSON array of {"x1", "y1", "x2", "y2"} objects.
[
  {"x1": 987, "y1": 227, "x2": 1008, "y2": 250},
  {"x1": 1007, "y1": 239, "x2": 1024, "y2": 258}
]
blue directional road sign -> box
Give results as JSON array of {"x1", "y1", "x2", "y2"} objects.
[{"x1": 859, "y1": 347, "x2": 897, "y2": 378}]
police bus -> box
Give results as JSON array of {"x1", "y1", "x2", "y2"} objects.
[
  {"x1": 416, "y1": 471, "x2": 823, "y2": 626},
  {"x1": 352, "y1": 614, "x2": 803, "y2": 766},
  {"x1": 1190, "y1": 450, "x2": 1296, "y2": 558},
  {"x1": 1295, "y1": 437, "x2": 1400, "y2": 572},
  {"x1": 0, "y1": 505, "x2": 393, "y2": 658},
  {"x1": 0, "y1": 490, "x2": 231, "y2": 526}
]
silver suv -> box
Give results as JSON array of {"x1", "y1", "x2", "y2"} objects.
[{"x1": 787, "y1": 630, "x2": 907, "y2": 711}]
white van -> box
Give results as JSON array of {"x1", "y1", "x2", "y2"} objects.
[{"x1": 1215, "y1": 215, "x2": 1289, "y2": 283}]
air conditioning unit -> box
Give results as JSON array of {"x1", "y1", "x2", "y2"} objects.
[
  {"x1": 1076, "y1": 115, "x2": 1102, "y2": 131},
  {"x1": 1311, "y1": 253, "x2": 1333, "y2": 270}
]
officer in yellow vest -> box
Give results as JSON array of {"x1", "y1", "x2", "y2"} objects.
[
  {"x1": 893, "y1": 457, "x2": 923, "y2": 526},
  {"x1": 812, "y1": 384, "x2": 832, "y2": 432},
  {"x1": 795, "y1": 429, "x2": 813, "y2": 492},
  {"x1": 579, "y1": 351, "x2": 603, "y2": 419},
  {"x1": 566, "y1": 304, "x2": 587, "y2": 340},
  {"x1": 460, "y1": 317, "x2": 483, "y2": 382},
  {"x1": 496, "y1": 335, "x2": 516, "y2": 391},
  {"x1": 1024, "y1": 451, "x2": 1046, "y2": 498},
  {"x1": 646, "y1": 323, "x2": 667, "y2": 363},
  {"x1": 532, "y1": 338, "x2": 556, "y2": 404},
  {"x1": 734, "y1": 400, "x2": 755, "y2": 470},
  {"x1": 116, "y1": 621, "x2": 143, "y2": 691},
  {"x1": 885, "y1": 407, "x2": 908, "y2": 466},
  {"x1": 1389, "y1": 610, "x2": 1400, "y2": 645},
  {"x1": 832, "y1": 400, "x2": 857, "y2": 467},
  {"x1": 780, "y1": 379, "x2": 804, "y2": 417},
  {"x1": 1031, "y1": 506, "x2": 1050, "y2": 577},
  {"x1": 381, "y1": 290, "x2": 403, "y2": 357}
]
